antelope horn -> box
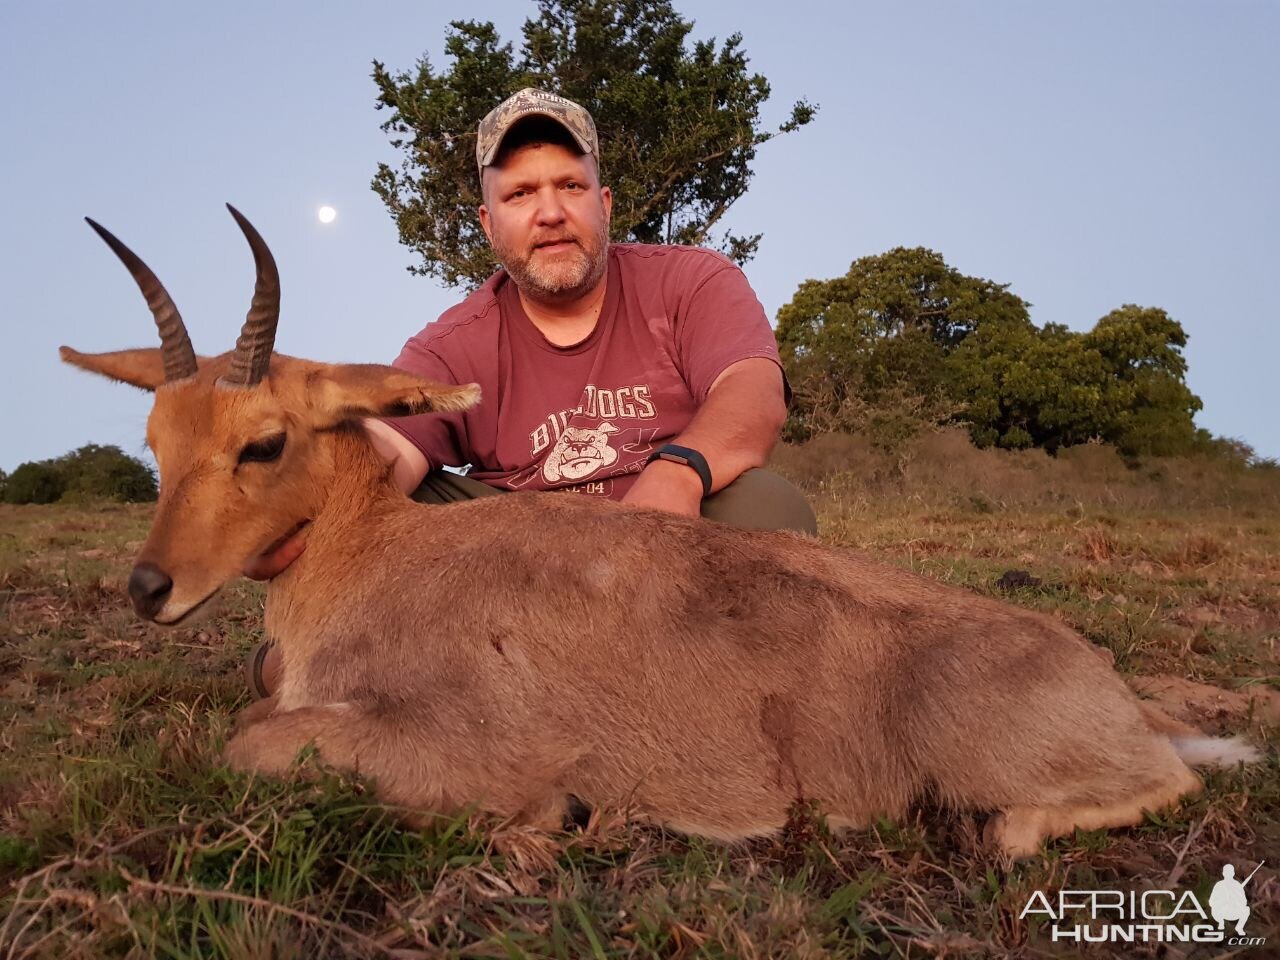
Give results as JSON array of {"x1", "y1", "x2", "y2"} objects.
[
  {"x1": 85, "y1": 218, "x2": 198, "y2": 382},
  {"x1": 220, "y1": 204, "x2": 280, "y2": 388}
]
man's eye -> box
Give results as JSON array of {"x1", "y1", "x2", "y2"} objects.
[
  {"x1": 564, "y1": 182, "x2": 580, "y2": 190},
  {"x1": 238, "y1": 433, "x2": 286, "y2": 464}
]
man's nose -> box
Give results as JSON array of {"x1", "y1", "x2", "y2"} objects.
[{"x1": 533, "y1": 188, "x2": 567, "y2": 225}]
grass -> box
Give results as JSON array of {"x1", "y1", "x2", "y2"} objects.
[{"x1": 2, "y1": 439, "x2": 1278, "y2": 957}]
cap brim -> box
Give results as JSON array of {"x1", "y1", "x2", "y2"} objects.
[{"x1": 478, "y1": 109, "x2": 594, "y2": 168}]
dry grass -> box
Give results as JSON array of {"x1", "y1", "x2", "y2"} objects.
[
  {"x1": 1, "y1": 440, "x2": 1278, "y2": 957},
  {"x1": 775, "y1": 428, "x2": 1280, "y2": 514}
]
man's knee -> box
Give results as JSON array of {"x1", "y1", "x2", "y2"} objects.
[
  {"x1": 699, "y1": 468, "x2": 817, "y2": 536},
  {"x1": 410, "y1": 470, "x2": 504, "y2": 505}
]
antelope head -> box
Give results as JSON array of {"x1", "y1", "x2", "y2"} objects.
[{"x1": 63, "y1": 205, "x2": 479, "y2": 625}]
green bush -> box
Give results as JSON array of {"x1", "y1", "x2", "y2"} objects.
[
  {"x1": 3, "y1": 462, "x2": 66, "y2": 504},
  {"x1": 58, "y1": 444, "x2": 157, "y2": 503},
  {"x1": 2, "y1": 445, "x2": 156, "y2": 504}
]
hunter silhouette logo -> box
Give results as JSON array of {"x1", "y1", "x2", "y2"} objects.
[
  {"x1": 1021, "y1": 860, "x2": 1267, "y2": 947},
  {"x1": 1210, "y1": 861, "x2": 1263, "y2": 936}
]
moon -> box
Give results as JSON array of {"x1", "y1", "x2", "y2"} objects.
[{"x1": 317, "y1": 205, "x2": 337, "y2": 224}]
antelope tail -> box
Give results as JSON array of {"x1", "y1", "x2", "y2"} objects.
[
  {"x1": 1136, "y1": 699, "x2": 1261, "y2": 768},
  {"x1": 1170, "y1": 736, "x2": 1261, "y2": 769}
]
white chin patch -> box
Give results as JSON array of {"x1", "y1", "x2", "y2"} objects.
[{"x1": 155, "y1": 589, "x2": 221, "y2": 627}]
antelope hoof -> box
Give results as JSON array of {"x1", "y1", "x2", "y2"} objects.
[{"x1": 984, "y1": 809, "x2": 1046, "y2": 860}]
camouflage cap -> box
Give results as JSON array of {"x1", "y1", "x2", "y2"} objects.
[{"x1": 475, "y1": 88, "x2": 598, "y2": 177}]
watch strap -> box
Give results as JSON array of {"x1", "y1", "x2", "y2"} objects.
[{"x1": 646, "y1": 443, "x2": 713, "y2": 497}]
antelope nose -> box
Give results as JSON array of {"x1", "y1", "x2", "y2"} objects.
[{"x1": 128, "y1": 562, "x2": 173, "y2": 619}]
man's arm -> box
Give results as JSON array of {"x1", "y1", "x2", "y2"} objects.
[{"x1": 621, "y1": 357, "x2": 787, "y2": 517}]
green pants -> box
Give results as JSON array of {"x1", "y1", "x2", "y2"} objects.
[{"x1": 411, "y1": 467, "x2": 817, "y2": 536}]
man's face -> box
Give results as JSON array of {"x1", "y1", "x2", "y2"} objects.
[{"x1": 479, "y1": 141, "x2": 612, "y2": 303}]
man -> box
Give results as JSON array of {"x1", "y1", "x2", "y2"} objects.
[
  {"x1": 375, "y1": 89, "x2": 813, "y2": 522},
  {"x1": 245, "y1": 89, "x2": 814, "y2": 696}
]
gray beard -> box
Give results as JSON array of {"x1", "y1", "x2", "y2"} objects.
[{"x1": 494, "y1": 231, "x2": 609, "y2": 304}]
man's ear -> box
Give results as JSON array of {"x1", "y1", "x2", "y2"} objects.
[
  {"x1": 60, "y1": 346, "x2": 169, "y2": 391},
  {"x1": 308, "y1": 363, "x2": 481, "y2": 427}
]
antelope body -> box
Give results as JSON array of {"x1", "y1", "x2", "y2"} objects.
[{"x1": 64, "y1": 208, "x2": 1256, "y2": 858}]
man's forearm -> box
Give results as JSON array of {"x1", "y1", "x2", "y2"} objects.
[{"x1": 666, "y1": 357, "x2": 787, "y2": 493}]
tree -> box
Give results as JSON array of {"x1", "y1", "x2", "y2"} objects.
[
  {"x1": 947, "y1": 319, "x2": 1120, "y2": 450},
  {"x1": 776, "y1": 249, "x2": 1206, "y2": 457},
  {"x1": 1084, "y1": 306, "x2": 1203, "y2": 456},
  {"x1": 948, "y1": 306, "x2": 1203, "y2": 455},
  {"x1": 372, "y1": 0, "x2": 815, "y2": 287},
  {"x1": 775, "y1": 247, "x2": 1028, "y2": 443}
]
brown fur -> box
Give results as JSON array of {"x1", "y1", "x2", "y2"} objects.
[{"x1": 63, "y1": 347, "x2": 1230, "y2": 857}]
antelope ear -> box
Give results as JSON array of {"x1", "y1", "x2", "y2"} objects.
[
  {"x1": 60, "y1": 346, "x2": 170, "y2": 391},
  {"x1": 308, "y1": 363, "x2": 481, "y2": 425}
]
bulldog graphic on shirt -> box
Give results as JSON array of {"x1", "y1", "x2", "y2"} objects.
[{"x1": 541, "y1": 421, "x2": 620, "y2": 482}]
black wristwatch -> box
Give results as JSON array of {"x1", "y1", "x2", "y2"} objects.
[{"x1": 646, "y1": 444, "x2": 713, "y2": 497}]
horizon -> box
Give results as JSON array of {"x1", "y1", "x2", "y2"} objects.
[{"x1": 2, "y1": 0, "x2": 1276, "y2": 471}]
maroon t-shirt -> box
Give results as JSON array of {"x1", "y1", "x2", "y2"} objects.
[{"x1": 387, "y1": 243, "x2": 782, "y2": 499}]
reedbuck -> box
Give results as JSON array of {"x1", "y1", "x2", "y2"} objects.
[{"x1": 64, "y1": 207, "x2": 1256, "y2": 858}]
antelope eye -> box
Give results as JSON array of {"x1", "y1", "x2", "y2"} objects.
[{"x1": 238, "y1": 433, "x2": 286, "y2": 464}]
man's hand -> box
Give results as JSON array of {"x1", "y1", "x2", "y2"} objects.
[
  {"x1": 364, "y1": 418, "x2": 430, "y2": 495},
  {"x1": 620, "y1": 458, "x2": 704, "y2": 518},
  {"x1": 243, "y1": 527, "x2": 308, "y2": 581}
]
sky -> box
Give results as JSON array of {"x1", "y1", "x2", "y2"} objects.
[{"x1": 2, "y1": 0, "x2": 1276, "y2": 471}]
